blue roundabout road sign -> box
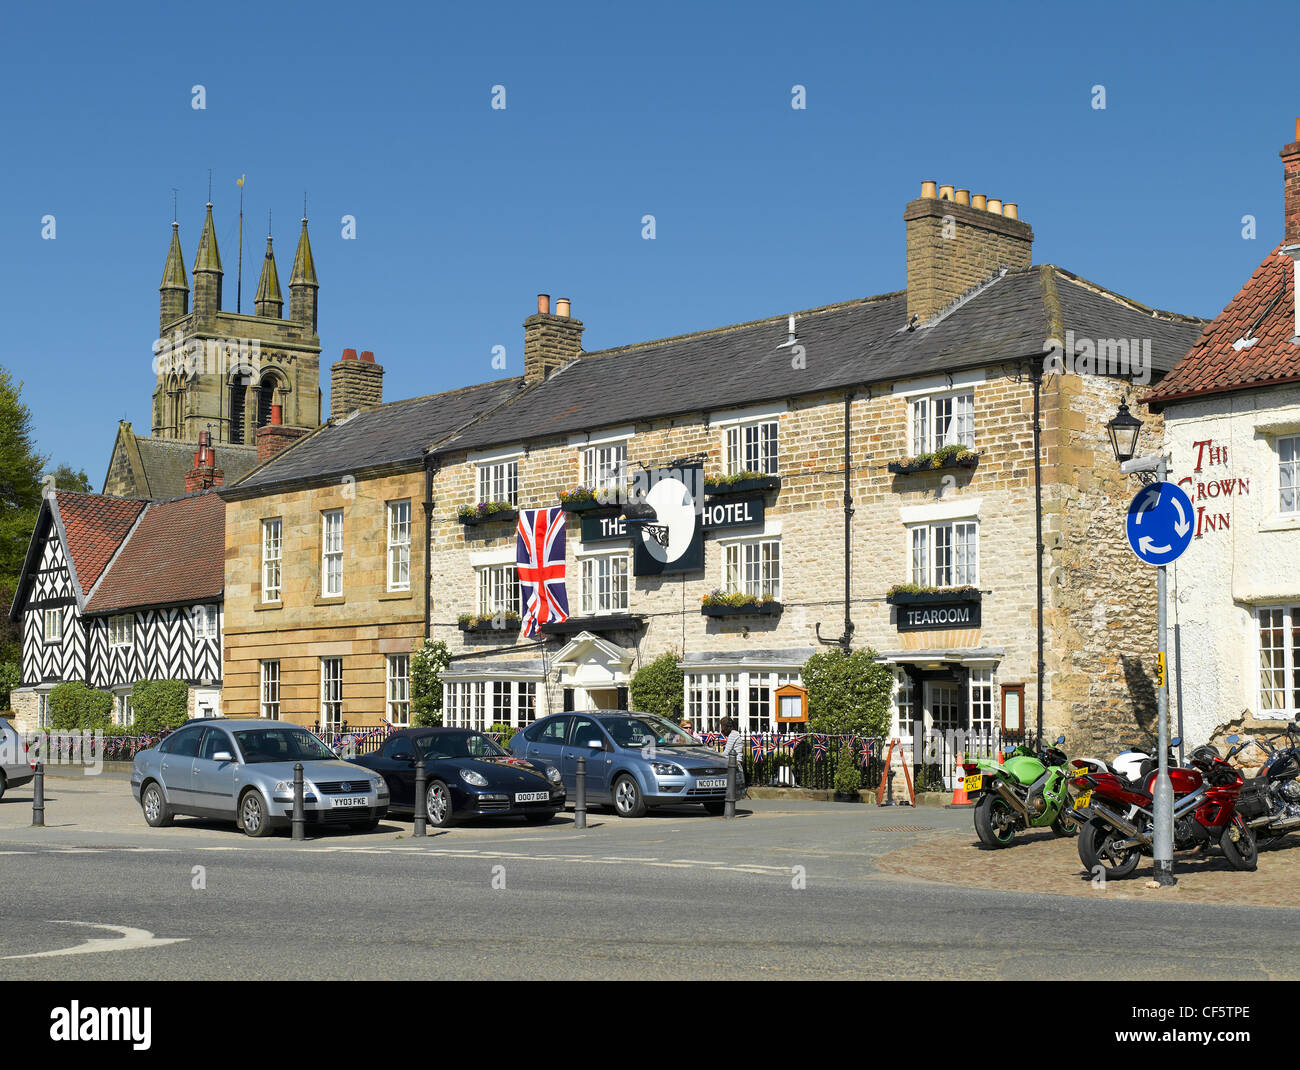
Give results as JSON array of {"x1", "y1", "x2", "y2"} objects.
[{"x1": 1125, "y1": 481, "x2": 1194, "y2": 566}]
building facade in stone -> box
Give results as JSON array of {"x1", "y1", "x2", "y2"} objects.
[
  {"x1": 6, "y1": 470, "x2": 228, "y2": 732},
  {"x1": 1143, "y1": 120, "x2": 1300, "y2": 746}
]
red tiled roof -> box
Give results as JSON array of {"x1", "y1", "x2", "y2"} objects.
[
  {"x1": 1144, "y1": 245, "x2": 1300, "y2": 405},
  {"x1": 85, "y1": 492, "x2": 225, "y2": 614},
  {"x1": 54, "y1": 492, "x2": 147, "y2": 595}
]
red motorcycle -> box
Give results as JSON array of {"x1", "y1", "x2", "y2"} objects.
[{"x1": 1070, "y1": 740, "x2": 1257, "y2": 879}]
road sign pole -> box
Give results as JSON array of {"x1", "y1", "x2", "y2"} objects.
[{"x1": 1152, "y1": 456, "x2": 1175, "y2": 887}]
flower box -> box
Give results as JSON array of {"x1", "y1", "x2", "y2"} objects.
[
  {"x1": 701, "y1": 600, "x2": 784, "y2": 618},
  {"x1": 557, "y1": 490, "x2": 623, "y2": 514},
  {"x1": 887, "y1": 448, "x2": 981, "y2": 476},
  {"x1": 457, "y1": 504, "x2": 519, "y2": 526},
  {"x1": 885, "y1": 586, "x2": 982, "y2": 606},
  {"x1": 703, "y1": 474, "x2": 782, "y2": 497},
  {"x1": 457, "y1": 614, "x2": 521, "y2": 634}
]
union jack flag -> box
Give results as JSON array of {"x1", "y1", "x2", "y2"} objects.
[
  {"x1": 781, "y1": 735, "x2": 802, "y2": 757},
  {"x1": 517, "y1": 507, "x2": 570, "y2": 638},
  {"x1": 812, "y1": 734, "x2": 829, "y2": 761},
  {"x1": 748, "y1": 734, "x2": 763, "y2": 759}
]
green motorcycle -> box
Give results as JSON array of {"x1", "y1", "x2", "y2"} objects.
[{"x1": 961, "y1": 735, "x2": 1079, "y2": 848}]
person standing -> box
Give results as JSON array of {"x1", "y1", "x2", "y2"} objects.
[{"x1": 720, "y1": 716, "x2": 746, "y2": 797}]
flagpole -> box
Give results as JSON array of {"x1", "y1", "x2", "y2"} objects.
[{"x1": 236, "y1": 174, "x2": 246, "y2": 313}]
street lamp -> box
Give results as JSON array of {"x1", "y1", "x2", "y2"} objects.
[
  {"x1": 1106, "y1": 400, "x2": 1143, "y2": 464},
  {"x1": 1106, "y1": 399, "x2": 1176, "y2": 888}
]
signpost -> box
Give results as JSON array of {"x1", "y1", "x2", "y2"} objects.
[{"x1": 1122, "y1": 468, "x2": 1191, "y2": 887}]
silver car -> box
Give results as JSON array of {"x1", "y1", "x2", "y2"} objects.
[
  {"x1": 131, "y1": 719, "x2": 389, "y2": 837},
  {"x1": 0, "y1": 719, "x2": 34, "y2": 800}
]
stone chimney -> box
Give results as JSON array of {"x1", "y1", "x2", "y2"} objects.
[
  {"x1": 905, "y1": 182, "x2": 1034, "y2": 323},
  {"x1": 524, "y1": 294, "x2": 584, "y2": 383},
  {"x1": 330, "y1": 347, "x2": 384, "y2": 419},
  {"x1": 1281, "y1": 118, "x2": 1300, "y2": 244},
  {"x1": 256, "y1": 408, "x2": 310, "y2": 462},
  {"x1": 185, "y1": 431, "x2": 224, "y2": 493}
]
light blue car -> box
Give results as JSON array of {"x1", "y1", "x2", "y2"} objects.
[
  {"x1": 131, "y1": 719, "x2": 389, "y2": 837},
  {"x1": 510, "y1": 711, "x2": 732, "y2": 817}
]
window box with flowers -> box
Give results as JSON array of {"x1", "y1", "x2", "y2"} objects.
[
  {"x1": 885, "y1": 584, "x2": 982, "y2": 606},
  {"x1": 458, "y1": 501, "x2": 519, "y2": 526},
  {"x1": 703, "y1": 471, "x2": 782, "y2": 497},
  {"x1": 557, "y1": 487, "x2": 621, "y2": 514},
  {"x1": 887, "y1": 445, "x2": 981, "y2": 476},
  {"x1": 457, "y1": 611, "x2": 522, "y2": 634},
  {"x1": 700, "y1": 591, "x2": 784, "y2": 617}
]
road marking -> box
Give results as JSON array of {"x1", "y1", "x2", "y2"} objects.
[
  {"x1": 646, "y1": 862, "x2": 693, "y2": 868},
  {"x1": 3, "y1": 921, "x2": 187, "y2": 960}
]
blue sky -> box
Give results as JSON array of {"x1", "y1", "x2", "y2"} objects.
[{"x1": 2, "y1": 0, "x2": 1297, "y2": 482}]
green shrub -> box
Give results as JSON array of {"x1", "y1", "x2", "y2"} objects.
[
  {"x1": 804, "y1": 647, "x2": 894, "y2": 736},
  {"x1": 0, "y1": 661, "x2": 18, "y2": 711},
  {"x1": 412, "y1": 639, "x2": 450, "y2": 727},
  {"x1": 130, "y1": 679, "x2": 189, "y2": 733},
  {"x1": 630, "y1": 652, "x2": 683, "y2": 720},
  {"x1": 834, "y1": 740, "x2": 860, "y2": 795},
  {"x1": 488, "y1": 722, "x2": 515, "y2": 747},
  {"x1": 48, "y1": 681, "x2": 113, "y2": 731}
]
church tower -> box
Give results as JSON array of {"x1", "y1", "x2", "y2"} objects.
[{"x1": 150, "y1": 204, "x2": 323, "y2": 448}]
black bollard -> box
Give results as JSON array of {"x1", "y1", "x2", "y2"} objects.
[
  {"x1": 31, "y1": 762, "x2": 44, "y2": 828},
  {"x1": 292, "y1": 762, "x2": 305, "y2": 841},
  {"x1": 575, "y1": 756, "x2": 586, "y2": 830},
  {"x1": 414, "y1": 760, "x2": 427, "y2": 837},
  {"x1": 724, "y1": 751, "x2": 736, "y2": 819}
]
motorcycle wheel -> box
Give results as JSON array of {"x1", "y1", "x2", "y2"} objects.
[
  {"x1": 1051, "y1": 811, "x2": 1079, "y2": 837},
  {"x1": 973, "y1": 793, "x2": 1018, "y2": 849},
  {"x1": 1221, "y1": 822, "x2": 1258, "y2": 871},
  {"x1": 1078, "y1": 816, "x2": 1141, "y2": 879}
]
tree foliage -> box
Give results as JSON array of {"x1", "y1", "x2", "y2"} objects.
[
  {"x1": 803, "y1": 647, "x2": 894, "y2": 736},
  {"x1": 130, "y1": 679, "x2": 190, "y2": 733},
  {"x1": 46, "y1": 463, "x2": 91, "y2": 493},
  {"x1": 48, "y1": 681, "x2": 113, "y2": 732},
  {"x1": 411, "y1": 639, "x2": 451, "y2": 727},
  {"x1": 630, "y1": 652, "x2": 684, "y2": 720},
  {"x1": 0, "y1": 367, "x2": 45, "y2": 664}
]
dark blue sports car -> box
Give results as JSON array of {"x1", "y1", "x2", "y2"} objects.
[{"x1": 349, "y1": 728, "x2": 565, "y2": 827}]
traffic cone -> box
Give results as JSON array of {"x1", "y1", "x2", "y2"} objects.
[{"x1": 949, "y1": 752, "x2": 972, "y2": 806}]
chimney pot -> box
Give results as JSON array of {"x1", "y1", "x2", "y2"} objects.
[
  {"x1": 341, "y1": 348, "x2": 358, "y2": 361},
  {"x1": 360, "y1": 350, "x2": 375, "y2": 363},
  {"x1": 270, "y1": 403, "x2": 282, "y2": 426},
  {"x1": 986, "y1": 198, "x2": 1003, "y2": 215},
  {"x1": 939, "y1": 184, "x2": 954, "y2": 201},
  {"x1": 555, "y1": 298, "x2": 571, "y2": 318},
  {"x1": 537, "y1": 294, "x2": 551, "y2": 315},
  {"x1": 921, "y1": 181, "x2": 938, "y2": 199},
  {"x1": 1003, "y1": 202, "x2": 1018, "y2": 220},
  {"x1": 1283, "y1": 121, "x2": 1300, "y2": 243},
  {"x1": 971, "y1": 194, "x2": 987, "y2": 210},
  {"x1": 955, "y1": 189, "x2": 970, "y2": 206}
]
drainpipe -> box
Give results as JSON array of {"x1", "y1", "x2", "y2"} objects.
[
  {"x1": 816, "y1": 392, "x2": 855, "y2": 652},
  {"x1": 1029, "y1": 358, "x2": 1045, "y2": 743},
  {"x1": 423, "y1": 459, "x2": 437, "y2": 640}
]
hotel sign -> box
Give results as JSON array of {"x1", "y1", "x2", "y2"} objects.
[
  {"x1": 895, "y1": 599, "x2": 981, "y2": 632},
  {"x1": 580, "y1": 513, "x2": 629, "y2": 542},
  {"x1": 702, "y1": 496, "x2": 765, "y2": 530}
]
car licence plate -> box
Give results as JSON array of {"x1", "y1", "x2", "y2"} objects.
[
  {"x1": 515, "y1": 791, "x2": 550, "y2": 803},
  {"x1": 1075, "y1": 790, "x2": 1092, "y2": 808},
  {"x1": 964, "y1": 774, "x2": 984, "y2": 792},
  {"x1": 331, "y1": 796, "x2": 368, "y2": 807},
  {"x1": 697, "y1": 778, "x2": 727, "y2": 789}
]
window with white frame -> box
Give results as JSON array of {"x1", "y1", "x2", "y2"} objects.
[
  {"x1": 445, "y1": 681, "x2": 486, "y2": 730},
  {"x1": 108, "y1": 615, "x2": 134, "y2": 649},
  {"x1": 387, "y1": 500, "x2": 411, "y2": 592},
  {"x1": 387, "y1": 655, "x2": 410, "y2": 726},
  {"x1": 477, "y1": 563, "x2": 521, "y2": 617},
  {"x1": 38, "y1": 692, "x2": 50, "y2": 729},
  {"x1": 581, "y1": 442, "x2": 626, "y2": 494},
  {"x1": 321, "y1": 510, "x2": 343, "y2": 596},
  {"x1": 686, "y1": 671, "x2": 796, "y2": 735},
  {"x1": 113, "y1": 692, "x2": 133, "y2": 727},
  {"x1": 969, "y1": 667, "x2": 997, "y2": 739},
  {"x1": 518, "y1": 681, "x2": 537, "y2": 724},
  {"x1": 261, "y1": 661, "x2": 281, "y2": 720},
  {"x1": 492, "y1": 681, "x2": 511, "y2": 725},
  {"x1": 1258, "y1": 606, "x2": 1300, "y2": 717},
  {"x1": 725, "y1": 419, "x2": 779, "y2": 476},
  {"x1": 477, "y1": 459, "x2": 519, "y2": 506},
  {"x1": 193, "y1": 604, "x2": 218, "y2": 640},
  {"x1": 896, "y1": 673, "x2": 917, "y2": 740},
  {"x1": 580, "y1": 552, "x2": 629, "y2": 615},
  {"x1": 911, "y1": 391, "x2": 975, "y2": 455},
  {"x1": 1279, "y1": 436, "x2": 1300, "y2": 516},
  {"x1": 909, "y1": 520, "x2": 978, "y2": 587},
  {"x1": 721, "y1": 538, "x2": 781, "y2": 599},
  {"x1": 43, "y1": 608, "x2": 62, "y2": 644},
  {"x1": 320, "y1": 657, "x2": 343, "y2": 731},
  {"x1": 445, "y1": 679, "x2": 537, "y2": 728},
  {"x1": 261, "y1": 518, "x2": 282, "y2": 602}
]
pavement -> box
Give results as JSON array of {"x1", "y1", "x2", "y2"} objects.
[{"x1": 4, "y1": 776, "x2": 1300, "y2": 980}]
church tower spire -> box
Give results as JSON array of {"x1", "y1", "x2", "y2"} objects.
[
  {"x1": 159, "y1": 220, "x2": 189, "y2": 331},
  {"x1": 192, "y1": 202, "x2": 224, "y2": 321},
  {"x1": 254, "y1": 235, "x2": 283, "y2": 319},
  {"x1": 289, "y1": 216, "x2": 318, "y2": 332}
]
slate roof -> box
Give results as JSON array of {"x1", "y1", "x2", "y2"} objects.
[
  {"x1": 434, "y1": 266, "x2": 1204, "y2": 457},
  {"x1": 53, "y1": 492, "x2": 147, "y2": 596},
  {"x1": 1144, "y1": 245, "x2": 1300, "y2": 407},
  {"x1": 228, "y1": 378, "x2": 524, "y2": 494},
  {"x1": 133, "y1": 436, "x2": 260, "y2": 499},
  {"x1": 84, "y1": 492, "x2": 225, "y2": 614}
]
